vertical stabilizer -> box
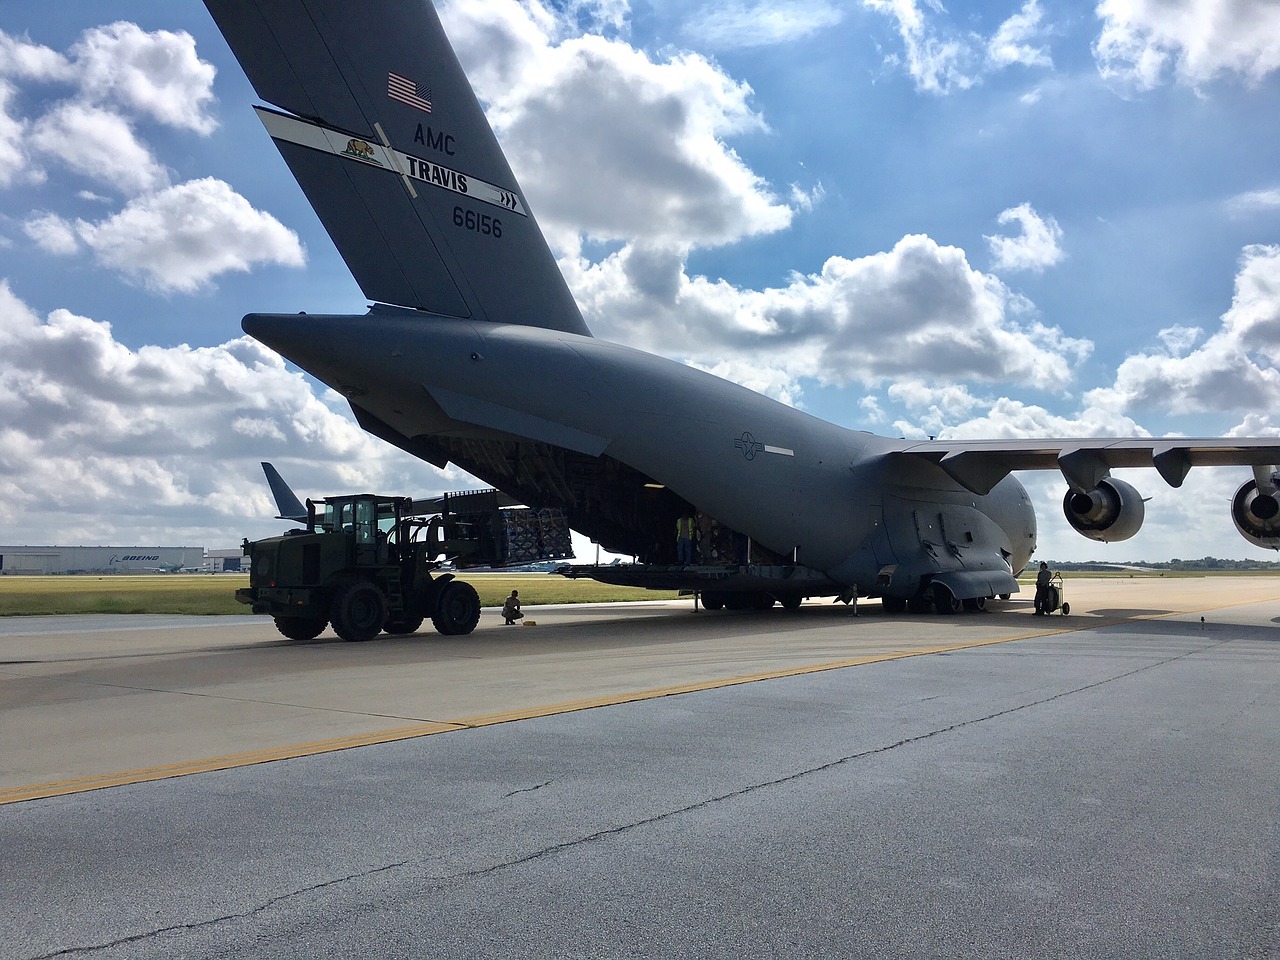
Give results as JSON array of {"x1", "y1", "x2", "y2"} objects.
[
  {"x1": 204, "y1": 0, "x2": 591, "y2": 336},
  {"x1": 261, "y1": 462, "x2": 308, "y2": 522}
]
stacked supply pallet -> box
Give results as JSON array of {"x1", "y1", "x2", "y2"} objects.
[{"x1": 499, "y1": 508, "x2": 574, "y2": 565}]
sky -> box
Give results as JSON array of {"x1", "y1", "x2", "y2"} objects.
[{"x1": 0, "y1": 0, "x2": 1278, "y2": 563}]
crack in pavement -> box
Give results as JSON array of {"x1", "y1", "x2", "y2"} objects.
[
  {"x1": 504, "y1": 779, "x2": 554, "y2": 798},
  {"x1": 445, "y1": 634, "x2": 1237, "y2": 883},
  {"x1": 25, "y1": 860, "x2": 412, "y2": 959},
  {"x1": 18, "y1": 634, "x2": 1238, "y2": 956}
]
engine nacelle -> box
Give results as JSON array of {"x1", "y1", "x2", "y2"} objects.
[
  {"x1": 1062, "y1": 477, "x2": 1145, "y2": 542},
  {"x1": 1231, "y1": 479, "x2": 1280, "y2": 550}
]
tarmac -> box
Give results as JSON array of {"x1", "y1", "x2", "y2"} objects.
[
  {"x1": 3, "y1": 576, "x2": 1280, "y2": 957},
  {"x1": 2, "y1": 576, "x2": 1277, "y2": 803}
]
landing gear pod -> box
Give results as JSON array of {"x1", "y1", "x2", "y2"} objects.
[
  {"x1": 1063, "y1": 477, "x2": 1145, "y2": 542},
  {"x1": 1232, "y1": 479, "x2": 1280, "y2": 550}
]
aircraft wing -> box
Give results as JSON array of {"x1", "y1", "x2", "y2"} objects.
[
  {"x1": 894, "y1": 437, "x2": 1280, "y2": 496},
  {"x1": 202, "y1": 0, "x2": 590, "y2": 336}
]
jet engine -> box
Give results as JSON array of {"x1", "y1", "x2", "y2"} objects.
[
  {"x1": 1062, "y1": 477, "x2": 1145, "y2": 542},
  {"x1": 1231, "y1": 478, "x2": 1280, "y2": 550}
]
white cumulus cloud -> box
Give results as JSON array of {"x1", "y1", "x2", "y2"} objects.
[
  {"x1": 441, "y1": 0, "x2": 792, "y2": 251},
  {"x1": 986, "y1": 203, "x2": 1065, "y2": 273},
  {"x1": 68, "y1": 21, "x2": 217, "y2": 133},
  {"x1": 1227, "y1": 187, "x2": 1280, "y2": 217},
  {"x1": 1094, "y1": 0, "x2": 1280, "y2": 91},
  {"x1": 70, "y1": 178, "x2": 305, "y2": 293},
  {"x1": 987, "y1": 0, "x2": 1053, "y2": 69},
  {"x1": 23, "y1": 211, "x2": 79, "y2": 254},
  {"x1": 863, "y1": 0, "x2": 1054, "y2": 94},
  {"x1": 1086, "y1": 244, "x2": 1280, "y2": 415},
  {"x1": 565, "y1": 233, "x2": 1092, "y2": 395},
  {"x1": 0, "y1": 21, "x2": 217, "y2": 195},
  {"x1": 0, "y1": 30, "x2": 71, "y2": 81},
  {"x1": 28, "y1": 101, "x2": 169, "y2": 194},
  {"x1": 0, "y1": 281, "x2": 460, "y2": 545}
]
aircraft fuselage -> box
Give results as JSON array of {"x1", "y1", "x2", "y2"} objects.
[{"x1": 245, "y1": 308, "x2": 1036, "y2": 600}]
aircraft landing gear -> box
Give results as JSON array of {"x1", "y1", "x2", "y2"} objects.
[
  {"x1": 933, "y1": 585, "x2": 962, "y2": 615},
  {"x1": 907, "y1": 595, "x2": 932, "y2": 614},
  {"x1": 881, "y1": 596, "x2": 907, "y2": 614}
]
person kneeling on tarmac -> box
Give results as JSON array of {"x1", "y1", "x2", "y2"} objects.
[{"x1": 502, "y1": 589, "x2": 524, "y2": 625}]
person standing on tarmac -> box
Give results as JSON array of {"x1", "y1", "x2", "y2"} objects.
[{"x1": 1034, "y1": 561, "x2": 1052, "y2": 615}]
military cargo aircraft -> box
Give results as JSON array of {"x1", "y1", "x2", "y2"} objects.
[{"x1": 203, "y1": 0, "x2": 1280, "y2": 614}]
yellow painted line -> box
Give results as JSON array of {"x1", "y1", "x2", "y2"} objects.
[
  {"x1": 0, "y1": 626, "x2": 1082, "y2": 806},
  {"x1": 0, "y1": 720, "x2": 466, "y2": 806},
  {"x1": 2, "y1": 595, "x2": 1268, "y2": 806}
]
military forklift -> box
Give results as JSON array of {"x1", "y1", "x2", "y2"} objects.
[{"x1": 237, "y1": 490, "x2": 570, "y2": 642}]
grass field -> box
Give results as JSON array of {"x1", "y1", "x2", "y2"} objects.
[
  {"x1": 0, "y1": 573, "x2": 679, "y2": 617},
  {"x1": 1015, "y1": 568, "x2": 1280, "y2": 583},
  {"x1": 2, "y1": 569, "x2": 1270, "y2": 617}
]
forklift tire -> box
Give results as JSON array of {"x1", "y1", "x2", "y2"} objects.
[
  {"x1": 383, "y1": 616, "x2": 425, "y2": 636},
  {"x1": 330, "y1": 581, "x2": 387, "y2": 642},
  {"x1": 273, "y1": 616, "x2": 327, "y2": 642},
  {"x1": 432, "y1": 580, "x2": 481, "y2": 636}
]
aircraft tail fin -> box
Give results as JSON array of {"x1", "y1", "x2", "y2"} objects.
[
  {"x1": 204, "y1": 0, "x2": 590, "y2": 337},
  {"x1": 261, "y1": 462, "x2": 308, "y2": 523}
]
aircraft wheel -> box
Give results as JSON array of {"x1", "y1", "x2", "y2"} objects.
[
  {"x1": 383, "y1": 615, "x2": 425, "y2": 636},
  {"x1": 963, "y1": 597, "x2": 987, "y2": 612},
  {"x1": 273, "y1": 616, "x2": 327, "y2": 642},
  {"x1": 724, "y1": 593, "x2": 751, "y2": 611},
  {"x1": 780, "y1": 594, "x2": 803, "y2": 610},
  {"x1": 933, "y1": 586, "x2": 962, "y2": 615},
  {"x1": 1061, "y1": 602, "x2": 1070, "y2": 616},
  {"x1": 700, "y1": 591, "x2": 725, "y2": 611},
  {"x1": 881, "y1": 596, "x2": 907, "y2": 614},
  {"x1": 999, "y1": 593, "x2": 1011, "y2": 601},
  {"x1": 329, "y1": 582, "x2": 386, "y2": 642},
  {"x1": 432, "y1": 580, "x2": 481, "y2": 636},
  {"x1": 752, "y1": 592, "x2": 776, "y2": 610},
  {"x1": 907, "y1": 596, "x2": 932, "y2": 614}
]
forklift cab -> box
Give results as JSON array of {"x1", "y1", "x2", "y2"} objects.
[{"x1": 309, "y1": 494, "x2": 410, "y2": 566}]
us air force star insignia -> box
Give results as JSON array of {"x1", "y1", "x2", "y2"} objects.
[{"x1": 735, "y1": 432, "x2": 765, "y2": 460}]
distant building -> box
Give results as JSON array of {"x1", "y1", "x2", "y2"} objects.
[
  {"x1": 206, "y1": 548, "x2": 245, "y2": 573},
  {"x1": 0, "y1": 546, "x2": 206, "y2": 575}
]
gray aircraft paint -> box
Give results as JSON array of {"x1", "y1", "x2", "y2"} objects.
[{"x1": 204, "y1": 0, "x2": 1280, "y2": 607}]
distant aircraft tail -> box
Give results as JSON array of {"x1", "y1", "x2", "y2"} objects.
[
  {"x1": 203, "y1": 0, "x2": 590, "y2": 337},
  {"x1": 261, "y1": 462, "x2": 308, "y2": 522}
]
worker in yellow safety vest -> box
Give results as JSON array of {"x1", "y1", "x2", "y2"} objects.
[{"x1": 676, "y1": 515, "x2": 695, "y2": 565}]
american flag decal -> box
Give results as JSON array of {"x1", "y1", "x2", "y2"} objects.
[{"x1": 388, "y1": 71, "x2": 432, "y2": 113}]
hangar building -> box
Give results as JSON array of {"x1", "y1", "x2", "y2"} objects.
[{"x1": 0, "y1": 546, "x2": 206, "y2": 575}]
